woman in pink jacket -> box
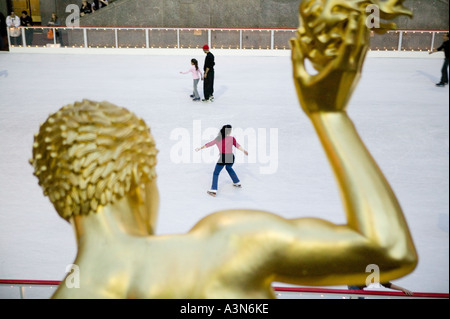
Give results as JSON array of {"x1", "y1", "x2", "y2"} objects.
[
  {"x1": 180, "y1": 58, "x2": 203, "y2": 101},
  {"x1": 196, "y1": 125, "x2": 248, "y2": 197}
]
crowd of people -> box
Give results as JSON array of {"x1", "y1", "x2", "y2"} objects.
[
  {"x1": 80, "y1": 0, "x2": 109, "y2": 16},
  {"x1": 2, "y1": 1, "x2": 110, "y2": 48},
  {"x1": 2, "y1": 10, "x2": 34, "y2": 46}
]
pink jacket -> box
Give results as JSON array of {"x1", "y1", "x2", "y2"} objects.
[
  {"x1": 205, "y1": 136, "x2": 241, "y2": 154},
  {"x1": 181, "y1": 66, "x2": 202, "y2": 80}
]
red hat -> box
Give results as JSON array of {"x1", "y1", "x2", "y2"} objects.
[{"x1": 203, "y1": 44, "x2": 209, "y2": 50}]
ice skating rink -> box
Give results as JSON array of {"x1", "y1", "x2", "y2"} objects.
[{"x1": 0, "y1": 50, "x2": 448, "y2": 295}]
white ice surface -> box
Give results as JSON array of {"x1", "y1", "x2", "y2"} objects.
[{"x1": 0, "y1": 51, "x2": 448, "y2": 295}]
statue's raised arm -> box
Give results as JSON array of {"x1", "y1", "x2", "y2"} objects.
[{"x1": 271, "y1": 0, "x2": 418, "y2": 285}]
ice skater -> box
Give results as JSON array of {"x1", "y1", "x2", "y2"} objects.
[
  {"x1": 195, "y1": 125, "x2": 248, "y2": 197},
  {"x1": 429, "y1": 32, "x2": 449, "y2": 87},
  {"x1": 180, "y1": 58, "x2": 203, "y2": 101},
  {"x1": 202, "y1": 44, "x2": 215, "y2": 102}
]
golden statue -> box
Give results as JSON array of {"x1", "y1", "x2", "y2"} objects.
[{"x1": 30, "y1": 0, "x2": 417, "y2": 299}]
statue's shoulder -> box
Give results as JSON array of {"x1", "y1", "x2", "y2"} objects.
[{"x1": 188, "y1": 209, "x2": 282, "y2": 236}]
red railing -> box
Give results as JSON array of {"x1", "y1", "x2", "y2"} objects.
[
  {"x1": 275, "y1": 286, "x2": 448, "y2": 299},
  {"x1": 1, "y1": 279, "x2": 448, "y2": 299}
]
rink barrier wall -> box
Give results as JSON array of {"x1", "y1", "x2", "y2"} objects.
[
  {"x1": 5, "y1": 27, "x2": 449, "y2": 57},
  {"x1": 3, "y1": 47, "x2": 445, "y2": 58},
  {"x1": 0, "y1": 279, "x2": 448, "y2": 299}
]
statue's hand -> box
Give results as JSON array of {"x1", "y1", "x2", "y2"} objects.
[{"x1": 290, "y1": 11, "x2": 370, "y2": 115}]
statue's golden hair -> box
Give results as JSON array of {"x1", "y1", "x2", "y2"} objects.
[{"x1": 30, "y1": 100, "x2": 158, "y2": 220}]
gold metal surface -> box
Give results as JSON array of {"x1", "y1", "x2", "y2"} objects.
[{"x1": 30, "y1": 0, "x2": 417, "y2": 299}]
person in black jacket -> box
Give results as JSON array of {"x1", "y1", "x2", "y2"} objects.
[
  {"x1": 80, "y1": 1, "x2": 93, "y2": 16},
  {"x1": 93, "y1": 0, "x2": 108, "y2": 11},
  {"x1": 20, "y1": 11, "x2": 33, "y2": 46},
  {"x1": 0, "y1": 12, "x2": 6, "y2": 50},
  {"x1": 430, "y1": 32, "x2": 449, "y2": 87},
  {"x1": 202, "y1": 44, "x2": 215, "y2": 102}
]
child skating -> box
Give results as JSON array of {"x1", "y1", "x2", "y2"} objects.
[
  {"x1": 180, "y1": 58, "x2": 203, "y2": 101},
  {"x1": 195, "y1": 125, "x2": 248, "y2": 197}
]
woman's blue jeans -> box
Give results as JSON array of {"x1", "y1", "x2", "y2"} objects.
[{"x1": 211, "y1": 163, "x2": 240, "y2": 191}]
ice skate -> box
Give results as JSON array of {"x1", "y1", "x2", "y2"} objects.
[
  {"x1": 233, "y1": 183, "x2": 242, "y2": 188},
  {"x1": 207, "y1": 190, "x2": 217, "y2": 197}
]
